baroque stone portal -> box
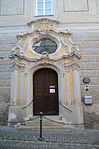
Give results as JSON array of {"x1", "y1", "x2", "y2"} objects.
[{"x1": 8, "y1": 18, "x2": 83, "y2": 128}]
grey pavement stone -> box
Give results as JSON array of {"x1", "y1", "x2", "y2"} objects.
[
  {"x1": 0, "y1": 126, "x2": 99, "y2": 149},
  {"x1": 0, "y1": 141, "x2": 99, "y2": 149}
]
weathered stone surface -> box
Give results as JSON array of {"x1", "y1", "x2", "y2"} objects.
[
  {"x1": 83, "y1": 110, "x2": 96, "y2": 129},
  {"x1": 79, "y1": 50, "x2": 84, "y2": 55},
  {"x1": 95, "y1": 56, "x2": 99, "y2": 61},
  {"x1": 94, "y1": 42, "x2": 99, "y2": 48},
  {"x1": 6, "y1": 65, "x2": 11, "y2": 72},
  {"x1": 0, "y1": 88, "x2": 10, "y2": 103},
  {"x1": 81, "y1": 55, "x2": 93, "y2": 62},
  {"x1": 78, "y1": 42, "x2": 93, "y2": 48},
  {"x1": 85, "y1": 49, "x2": 99, "y2": 55},
  {"x1": 95, "y1": 104, "x2": 99, "y2": 115},
  {"x1": 80, "y1": 70, "x2": 95, "y2": 77},
  {"x1": 0, "y1": 88, "x2": 10, "y2": 125},
  {"x1": 86, "y1": 63, "x2": 99, "y2": 69},
  {"x1": 6, "y1": 80, "x2": 11, "y2": 86},
  {"x1": 0, "y1": 103, "x2": 9, "y2": 126},
  {"x1": 80, "y1": 63, "x2": 85, "y2": 70},
  {"x1": 0, "y1": 52, "x2": 7, "y2": 58},
  {"x1": 0, "y1": 45, "x2": 12, "y2": 51},
  {"x1": 0, "y1": 39, "x2": 8, "y2": 45},
  {"x1": 96, "y1": 70, "x2": 99, "y2": 76},
  {"x1": 83, "y1": 104, "x2": 99, "y2": 129},
  {"x1": 9, "y1": 38, "x2": 18, "y2": 44},
  {"x1": 84, "y1": 35, "x2": 99, "y2": 41},
  {"x1": 0, "y1": 103, "x2": 9, "y2": 112},
  {"x1": 0, "y1": 65, "x2": 6, "y2": 72},
  {"x1": 83, "y1": 104, "x2": 95, "y2": 113},
  {"x1": 71, "y1": 36, "x2": 82, "y2": 41},
  {"x1": 0, "y1": 59, "x2": 11, "y2": 64},
  {"x1": 94, "y1": 122, "x2": 99, "y2": 129},
  {"x1": 0, "y1": 80, "x2": 5, "y2": 86},
  {"x1": 90, "y1": 78, "x2": 99, "y2": 85},
  {"x1": 0, "y1": 73, "x2": 11, "y2": 79}
]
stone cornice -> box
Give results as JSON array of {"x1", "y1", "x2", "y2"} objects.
[
  {"x1": 27, "y1": 18, "x2": 60, "y2": 26},
  {"x1": 9, "y1": 50, "x2": 81, "y2": 63},
  {"x1": 17, "y1": 28, "x2": 72, "y2": 38}
]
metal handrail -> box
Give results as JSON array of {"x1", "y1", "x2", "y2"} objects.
[
  {"x1": 58, "y1": 101, "x2": 72, "y2": 112},
  {"x1": 43, "y1": 116, "x2": 99, "y2": 126},
  {"x1": 22, "y1": 100, "x2": 33, "y2": 109}
]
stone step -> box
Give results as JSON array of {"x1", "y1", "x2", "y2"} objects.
[
  {"x1": 29, "y1": 116, "x2": 62, "y2": 121},
  {"x1": 18, "y1": 126, "x2": 72, "y2": 131},
  {"x1": 26, "y1": 116, "x2": 64, "y2": 126}
]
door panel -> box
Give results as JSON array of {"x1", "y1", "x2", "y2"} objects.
[{"x1": 33, "y1": 68, "x2": 59, "y2": 115}]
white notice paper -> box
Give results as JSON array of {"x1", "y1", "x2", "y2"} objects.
[{"x1": 50, "y1": 89, "x2": 55, "y2": 93}]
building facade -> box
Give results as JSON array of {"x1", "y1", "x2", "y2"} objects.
[{"x1": 0, "y1": 0, "x2": 99, "y2": 128}]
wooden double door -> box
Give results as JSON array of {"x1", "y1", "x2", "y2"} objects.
[{"x1": 33, "y1": 68, "x2": 59, "y2": 115}]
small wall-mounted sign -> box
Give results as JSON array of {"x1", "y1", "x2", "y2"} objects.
[
  {"x1": 50, "y1": 89, "x2": 55, "y2": 93},
  {"x1": 83, "y1": 96, "x2": 93, "y2": 105},
  {"x1": 50, "y1": 86, "x2": 55, "y2": 88},
  {"x1": 85, "y1": 85, "x2": 89, "y2": 91}
]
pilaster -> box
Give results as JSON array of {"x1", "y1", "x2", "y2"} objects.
[
  {"x1": 72, "y1": 63, "x2": 81, "y2": 105},
  {"x1": 23, "y1": 68, "x2": 26, "y2": 105},
  {"x1": 10, "y1": 69, "x2": 18, "y2": 105},
  {"x1": 64, "y1": 67, "x2": 67, "y2": 105},
  {"x1": 20, "y1": 68, "x2": 24, "y2": 105},
  {"x1": 65, "y1": 66, "x2": 71, "y2": 105}
]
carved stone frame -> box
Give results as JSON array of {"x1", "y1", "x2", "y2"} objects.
[{"x1": 8, "y1": 18, "x2": 84, "y2": 128}]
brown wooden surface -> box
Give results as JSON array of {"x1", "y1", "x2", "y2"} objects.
[{"x1": 33, "y1": 68, "x2": 59, "y2": 115}]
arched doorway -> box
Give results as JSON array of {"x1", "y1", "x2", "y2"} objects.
[{"x1": 33, "y1": 68, "x2": 59, "y2": 115}]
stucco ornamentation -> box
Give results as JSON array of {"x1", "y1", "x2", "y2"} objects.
[{"x1": 8, "y1": 18, "x2": 83, "y2": 128}]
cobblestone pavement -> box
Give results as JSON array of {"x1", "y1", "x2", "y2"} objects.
[
  {"x1": 0, "y1": 140, "x2": 99, "y2": 149},
  {"x1": 0, "y1": 126, "x2": 99, "y2": 149}
]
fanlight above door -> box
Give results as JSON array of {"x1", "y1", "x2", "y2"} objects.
[{"x1": 32, "y1": 38, "x2": 57, "y2": 54}]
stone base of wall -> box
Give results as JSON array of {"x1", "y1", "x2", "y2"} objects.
[
  {"x1": 0, "y1": 36, "x2": 17, "y2": 125},
  {"x1": 0, "y1": 88, "x2": 10, "y2": 125},
  {"x1": 94, "y1": 122, "x2": 99, "y2": 129},
  {"x1": 8, "y1": 103, "x2": 84, "y2": 129},
  {"x1": 83, "y1": 104, "x2": 99, "y2": 129}
]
